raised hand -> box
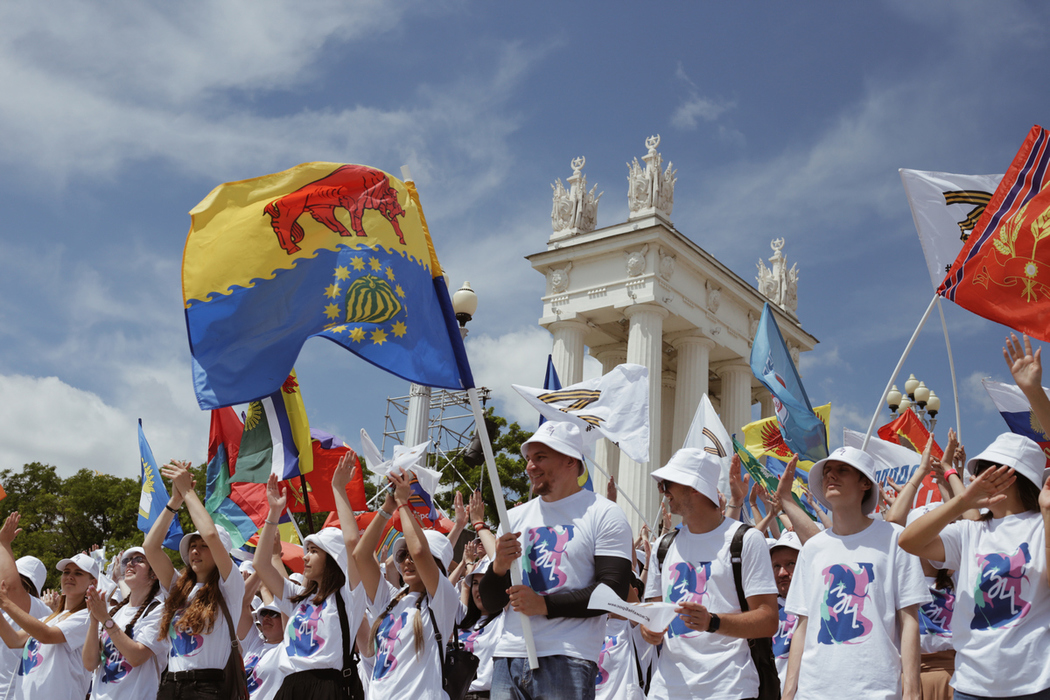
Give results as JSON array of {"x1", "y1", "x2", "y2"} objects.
[
  {"x1": 161, "y1": 460, "x2": 194, "y2": 496},
  {"x1": 962, "y1": 465, "x2": 1016, "y2": 510},
  {"x1": 0, "y1": 513, "x2": 21, "y2": 548},
  {"x1": 606, "y1": 475, "x2": 618, "y2": 503},
  {"x1": 728, "y1": 454, "x2": 747, "y2": 507},
  {"x1": 388, "y1": 469, "x2": 414, "y2": 507},
  {"x1": 266, "y1": 473, "x2": 288, "y2": 515},
  {"x1": 84, "y1": 585, "x2": 109, "y2": 624},
  {"x1": 468, "y1": 489, "x2": 486, "y2": 526},
  {"x1": 1005, "y1": 333, "x2": 1043, "y2": 394},
  {"x1": 776, "y1": 456, "x2": 799, "y2": 504},
  {"x1": 453, "y1": 490, "x2": 467, "y2": 528},
  {"x1": 332, "y1": 450, "x2": 357, "y2": 492}
]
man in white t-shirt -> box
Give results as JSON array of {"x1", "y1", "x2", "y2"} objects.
[
  {"x1": 640, "y1": 448, "x2": 778, "y2": 700},
  {"x1": 480, "y1": 421, "x2": 634, "y2": 700},
  {"x1": 782, "y1": 447, "x2": 929, "y2": 700}
]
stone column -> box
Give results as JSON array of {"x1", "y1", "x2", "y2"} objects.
[
  {"x1": 591, "y1": 345, "x2": 627, "y2": 494},
  {"x1": 669, "y1": 335, "x2": 715, "y2": 451},
  {"x1": 549, "y1": 320, "x2": 588, "y2": 386},
  {"x1": 759, "y1": 390, "x2": 775, "y2": 419},
  {"x1": 661, "y1": 370, "x2": 676, "y2": 468},
  {"x1": 620, "y1": 304, "x2": 668, "y2": 534},
  {"x1": 717, "y1": 361, "x2": 754, "y2": 439}
]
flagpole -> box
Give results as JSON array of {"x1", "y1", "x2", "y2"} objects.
[
  {"x1": 586, "y1": 458, "x2": 652, "y2": 533},
  {"x1": 466, "y1": 387, "x2": 539, "y2": 670},
  {"x1": 284, "y1": 507, "x2": 307, "y2": 548},
  {"x1": 936, "y1": 297, "x2": 962, "y2": 443},
  {"x1": 862, "y1": 293, "x2": 939, "y2": 450},
  {"x1": 297, "y1": 474, "x2": 315, "y2": 534}
]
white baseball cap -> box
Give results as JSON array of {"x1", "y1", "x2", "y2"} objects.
[
  {"x1": 809, "y1": 446, "x2": 879, "y2": 515},
  {"x1": 16, "y1": 556, "x2": 46, "y2": 596},
  {"x1": 55, "y1": 552, "x2": 100, "y2": 581},
  {"x1": 770, "y1": 530, "x2": 802, "y2": 553},
  {"x1": 391, "y1": 530, "x2": 454, "y2": 575},
  {"x1": 179, "y1": 528, "x2": 234, "y2": 566},
  {"x1": 967, "y1": 433, "x2": 1047, "y2": 490},
  {"x1": 465, "y1": 556, "x2": 491, "y2": 587},
  {"x1": 521, "y1": 422, "x2": 586, "y2": 462},
  {"x1": 650, "y1": 448, "x2": 721, "y2": 507}
]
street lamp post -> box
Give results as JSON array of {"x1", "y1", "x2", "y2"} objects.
[{"x1": 886, "y1": 373, "x2": 941, "y2": 432}]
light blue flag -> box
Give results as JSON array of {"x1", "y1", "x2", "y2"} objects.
[
  {"x1": 749, "y1": 303, "x2": 828, "y2": 463},
  {"x1": 137, "y1": 420, "x2": 184, "y2": 550}
]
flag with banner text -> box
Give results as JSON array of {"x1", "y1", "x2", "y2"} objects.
[
  {"x1": 513, "y1": 363, "x2": 650, "y2": 462},
  {"x1": 750, "y1": 303, "x2": 828, "y2": 463},
  {"x1": 844, "y1": 428, "x2": 942, "y2": 509},
  {"x1": 137, "y1": 420, "x2": 184, "y2": 550},
  {"x1": 900, "y1": 169, "x2": 1003, "y2": 290},
  {"x1": 184, "y1": 162, "x2": 474, "y2": 410},
  {"x1": 983, "y1": 378, "x2": 1050, "y2": 468},
  {"x1": 939, "y1": 126, "x2": 1050, "y2": 340},
  {"x1": 234, "y1": 371, "x2": 312, "y2": 484}
]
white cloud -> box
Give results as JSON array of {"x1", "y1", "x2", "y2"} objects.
[
  {"x1": 671, "y1": 63, "x2": 739, "y2": 137},
  {"x1": 464, "y1": 326, "x2": 555, "y2": 427}
]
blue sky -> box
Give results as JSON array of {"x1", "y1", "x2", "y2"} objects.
[{"x1": 2, "y1": 0, "x2": 1049, "y2": 480}]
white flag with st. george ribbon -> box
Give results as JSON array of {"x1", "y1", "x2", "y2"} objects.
[
  {"x1": 900, "y1": 169, "x2": 1002, "y2": 289},
  {"x1": 682, "y1": 393, "x2": 733, "y2": 495},
  {"x1": 512, "y1": 363, "x2": 650, "y2": 462}
]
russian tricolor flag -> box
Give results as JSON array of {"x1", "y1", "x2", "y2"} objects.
[{"x1": 983, "y1": 379, "x2": 1050, "y2": 468}]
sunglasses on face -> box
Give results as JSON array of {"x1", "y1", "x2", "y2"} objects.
[
  {"x1": 656, "y1": 479, "x2": 668, "y2": 494},
  {"x1": 258, "y1": 610, "x2": 281, "y2": 619},
  {"x1": 121, "y1": 556, "x2": 148, "y2": 568},
  {"x1": 395, "y1": 549, "x2": 413, "y2": 565}
]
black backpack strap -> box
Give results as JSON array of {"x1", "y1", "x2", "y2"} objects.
[
  {"x1": 334, "y1": 589, "x2": 364, "y2": 699},
  {"x1": 655, "y1": 529, "x2": 680, "y2": 570},
  {"x1": 426, "y1": 603, "x2": 445, "y2": 666},
  {"x1": 730, "y1": 522, "x2": 750, "y2": 612}
]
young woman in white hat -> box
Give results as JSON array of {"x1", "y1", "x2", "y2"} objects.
[
  {"x1": 0, "y1": 532, "x2": 97, "y2": 700},
  {"x1": 252, "y1": 451, "x2": 367, "y2": 700},
  {"x1": 144, "y1": 459, "x2": 245, "y2": 700},
  {"x1": 355, "y1": 466, "x2": 459, "y2": 700},
  {"x1": 82, "y1": 545, "x2": 169, "y2": 699}
]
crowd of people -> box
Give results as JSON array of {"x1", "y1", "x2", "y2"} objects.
[{"x1": 0, "y1": 334, "x2": 1048, "y2": 700}]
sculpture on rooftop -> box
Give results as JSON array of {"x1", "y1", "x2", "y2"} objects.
[
  {"x1": 757, "y1": 238, "x2": 799, "y2": 316},
  {"x1": 551, "y1": 156, "x2": 603, "y2": 240},
  {"x1": 627, "y1": 135, "x2": 677, "y2": 219}
]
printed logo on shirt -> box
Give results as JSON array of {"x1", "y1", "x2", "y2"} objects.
[
  {"x1": 595, "y1": 633, "x2": 620, "y2": 686},
  {"x1": 818, "y1": 563, "x2": 875, "y2": 645},
  {"x1": 457, "y1": 626, "x2": 481, "y2": 654},
  {"x1": 972, "y1": 543, "x2": 1032, "y2": 630},
  {"x1": 664, "y1": 560, "x2": 712, "y2": 639},
  {"x1": 101, "y1": 632, "x2": 133, "y2": 684},
  {"x1": 169, "y1": 613, "x2": 205, "y2": 658},
  {"x1": 920, "y1": 588, "x2": 955, "y2": 637},
  {"x1": 18, "y1": 638, "x2": 42, "y2": 676},
  {"x1": 523, "y1": 525, "x2": 574, "y2": 593},
  {"x1": 245, "y1": 653, "x2": 261, "y2": 694},
  {"x1": 287, "y1": 600, "x2": 327, "y2": 657},
  {"x1": 373, "y1": 611, "x2": 409, "y2": 681},
  {"x1": 773, "y1": 605, "x2": 798, "y2": 658}
]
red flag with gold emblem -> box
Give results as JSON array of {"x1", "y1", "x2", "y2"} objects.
[{"x1": 939, "y1": 126, "x2": 1050, "y2": 339}]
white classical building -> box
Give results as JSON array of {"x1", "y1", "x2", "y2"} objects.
[{"x1": 529, "y1": 136, "x2": 818, "y2": 532}]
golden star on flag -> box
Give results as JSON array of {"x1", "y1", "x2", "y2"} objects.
[
  {"x1": 391, "y1": 320, "x2": 408, "y2": 338},
  {"x1": 334, "y1": 266, "x2": 351, "y2": 280},
  {"x1": 324, "y1": 303, "x2": 340, "y2": 320},
  {"x1": 349, "y1": 327, "x2": 365, "y2": 343},
  {"x1": 385, "y1": 266, "x2": 395, "y2": 281},
  {"x1": 324, "y1": 283, "x2": 340, "y2": 299},
  {"x1": 350, "y1": 256, "x2": 365, "y2": 271},
  {"x1": 395, "y1": 284, "x2": 405, "y2": 298},
  {"x1": 371, "y1": 329, "x2": 388, "y2": 345},
  {"x1": 369, "y1": 257, "x2": 382, "y2": 271},
  {"x1": 330, "y1": 325, "x2": 347, "y2": 334}
]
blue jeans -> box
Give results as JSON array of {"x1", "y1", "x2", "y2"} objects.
[{"x1": 490, "y1": 655, "x2": 597, "y2": 700}]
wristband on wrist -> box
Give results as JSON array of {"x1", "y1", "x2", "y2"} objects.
[
  {"x1": 397, "y1": 503, "x2": 412, "y2": 514},
  {"x1": 164, "y1": 503, "x2": 179, "y2": 515},
  {"x1": 473, "y1": 521, "x2": 489, "y2": 531},
  {"x1": 377, "y1": 508, "x2": 392, "y2": 520},
  {"x1": 264, "y1": 519, "x2": 279, "y2": 526},
  {"x1": 727, "y1": 502, "x2": 742, "y2": 509},
  {"x1": 943, "y1": 468, "x2": 959, "y2": 480}
]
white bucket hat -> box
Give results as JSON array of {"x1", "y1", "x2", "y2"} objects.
[
  {"x1": 16, "y1": 556, "x2": 46, "y2": 596},
  {"x1": 521, "y1": 421, "x2": 585, "y2": 462},
  {"x1": 650, "y1": 448, "x2": 721, "y2": 507},
  {"x1": 391, "y1": 530, "x2": 454, "y2": 575},
  {"x1": 303, "y1": 527, "x2": 347, "y2": 574},
  {"x1": 56, "y1": 552, "x2": 100, "y2": 581},
  {"x1": 967, "y1": 433, "x2": 1047, "y2": 490},
  {"x1": 809, "y1": 446, "x2": 879, "y2": 515},
  {"x1": 770, "y1": 530, "x2": 802, "y2": 553},
  {"x1": 179, "y1": 528, "x2": 234, "y2": 567}
]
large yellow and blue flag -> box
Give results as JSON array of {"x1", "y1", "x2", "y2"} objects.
[
  {"x1": 749, "y1": 303, "x2": 828, "y2": 463},
  {"x1": 137, "y1": 420, "x2": 184, "y2": 550},
  {"x1": 183, "y1": 163, "x2": 474, "y2": 410}
]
